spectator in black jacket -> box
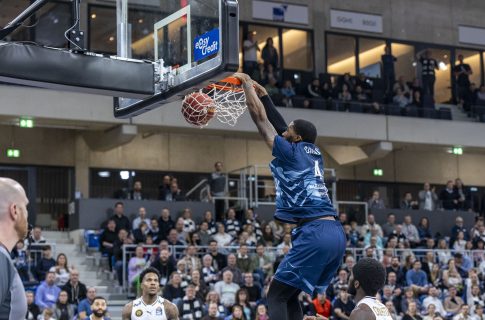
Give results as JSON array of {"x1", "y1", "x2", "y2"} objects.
[
  {"x1": 158, "y1": 208, "x2": 175, "y2": 241},
  {"x1": 159, "y1": 175, "x2": 172, "y2": 200},
  {"x1": 110, "y1": 202, "x2": 131, "y2": 232},
  {"x1": 127, "y1": 181, "x2": 148, "y2": 200},
  {"x1": 454, "y1": 178, "x2": 471, "y2": 211},
  {"x1": 440, "y1": 180, "x2": 460, "y2": 210},
  {"x1": 151, "y1": 249, "x2": 175, "y2": 286},
  {"x1": 26, "y1": 291, "x2": 40, "y2": 320},
  {"x1": 261, "y1": 37, "x2": 279, "y2": 70},
  {"x1": 35, "y1": 245, "x2": 56, "y2": 282},
  {"x1": 61, "y1": 269, "x2": 87, "y2": 305},
  {"x1": 132, "y1": 221, "x2": 148, "y2": 244}
]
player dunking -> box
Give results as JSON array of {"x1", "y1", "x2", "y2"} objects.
[
  {"x1": 234, "y1": 73, "x2": 346, "y2": 320},
  {"x1": 122, "y1": 267, "x2": 179, "y2": 320},
  {"x1": 348, "y1": 258, "x2": 393, "y2": 320}
]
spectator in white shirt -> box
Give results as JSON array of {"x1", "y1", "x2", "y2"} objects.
[
  {"x1": 402, "y1": 215, "x2": 420, "y2": 248},
  {"x1": 243, "y1": 32, "x2": 260, "y2": 74},
  {"x1": 419, "y1": 182, "x2": 439, "y2": 211},
  {"x1": 423, "y1": 286, "x2": 446, "y2": 316},
  {"x1": 132, "y1": 207, "x2": 150, "y2": 230}
]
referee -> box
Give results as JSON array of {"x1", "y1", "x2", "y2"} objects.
[{"x1": 0, "y1": 178, "x2": 29, "y2": 319}]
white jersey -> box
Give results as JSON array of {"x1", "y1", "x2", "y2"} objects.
[
  {"x1": 131, "y1": 296, "x2": 167, "y2": 320},
  {"x1": 356, "y1": 297, "x2": 393, "y2": 320}
]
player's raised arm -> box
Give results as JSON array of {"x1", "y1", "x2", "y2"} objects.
[
  {"x1": 234, "y1": 73, "x2": 277, "y2": 149},
  {"x1": 121, "y1": 301, "x2": 132, "y2": 320},
  {"x1": 253, "y1": 81, "x2": 288, "y2": 135}
]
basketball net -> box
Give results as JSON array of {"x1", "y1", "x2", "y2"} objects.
[{"x1": 183, "y1": 77, "x2": 247, "y2": 127}]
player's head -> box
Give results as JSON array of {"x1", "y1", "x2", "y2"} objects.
[
  {"x1": 348, "y1": 258, "x2": 386, "y2": 297},
  {"x1": 283, "y1": 119, "x2": 317, "y2": 144},
  {"x1": 90, "y1": 296, "x2": 107, "y2": 317},
  {"x1": 140, "y1": 267, "x2": 161, "y2": 297}
]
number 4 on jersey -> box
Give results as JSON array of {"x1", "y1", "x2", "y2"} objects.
[{"x1": 314, "y1": 160, "x2": 323, "y2": 178}]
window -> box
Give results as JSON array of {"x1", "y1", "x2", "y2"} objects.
[
  {"x1": 282, "y1": 29, "x2": 313, "y2": 70},
  {"x1": 391, "y1": 43, "x2": 416, "y2": 84},
  {"x1": 455, "y1": 49, "x2": 481, "y2": 87},
  {"x1": 34, "y1": 2, "x2": 72, "y2": 48},
  {"x1": 359, "y1": 38, "x2": 386, "y2": 77},
  {"x1": 89, "y1": 6, "x2": 116, "y2": 53},
  {"x1": 0, "y1": 1, "x2": 32, "y2": 42},
  {"x1": 327, "y1": 34, "x2": 356, "y2": 75},
  {"x1": 245, "y1": 25, "x2": 280, "y2": 65},
  {"x1": 422, "y1": 48, "x2": 451, "y2": 103}
]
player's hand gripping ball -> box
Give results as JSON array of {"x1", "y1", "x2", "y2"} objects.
[{"x1": 181, "y1": 92, "x2": 216, "y2": 127}]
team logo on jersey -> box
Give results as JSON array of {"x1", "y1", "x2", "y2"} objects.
[
  {"x1": 135, "y1": 309, "x2": 143, "y2": 317},
  {"x1": 304, "y1": 146, "x2": 321, "y2": 155},
  {"x1": 133, "y1": 300, "x2": 142, "y2": 307},
  {"x1": 156, "y1": 307, "x2": 163, "y2": 315}
]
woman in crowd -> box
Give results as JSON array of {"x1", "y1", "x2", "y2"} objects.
[
  {"x1": 235, "y1": 288, "x2": 253, "y2": 320},
  {"x1": 53, "y1": 290, "x2": 75, "y2": 320},
  {"x1": 190, "y1": 269, "x2": 208, "y2": 302},
  {"x1": 128, "y1": 245, "x2": 148, "y2": 293},
  {"x1": 401, "y1": 287, "x2": 421, "y2": 315},
  {"x1": 402, "y1": 301, "x2": 423, "y2": 320},
  {"x1": 442, "y1": 259, "x2": 463, "y2": 292},
  {"x1": 453, "y1": 231, "x2": 467, "y2": 252},
  {"x1": 225, "y1": 304, "x2": 246, "y2": 320},
  {"x1": 429, "y1": 263, "x2": 443, "y2": 288},
  {"x1": 49, "y1": 253, "x2": 72, "y2": 286},
  {"x1": 163, "y1": 272, "x2": 185, "y2": 304},
  {"x1": 417, "y1": 217, "x2": 433, "y2": 245},
  {"x1": 437, "y1": 239, "x2": 452, "y2": 266},
  {"x1": 422, "y1": 303, "x2": 438, "y2": 320}
]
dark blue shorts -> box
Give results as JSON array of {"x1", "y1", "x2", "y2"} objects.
[{"x1": 274, "y1": 219, "x2": 346, "y2": 295}]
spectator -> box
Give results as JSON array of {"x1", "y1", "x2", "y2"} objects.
[
  {"x1": 252, "y1": 244, "x2": 273, "y2": 284},
  {"x1": 243, "y1": 32, "x2": 260, "y2": 75},
  {"x1": 112, "y1": 228, "x2": 133, "y2": 285},
  {"x1": 214, "y1": 270, "x2": 240, "y2": 308},
  {"x1": 401, "y1": 193, "x2": 418, "y2": 210},
  {"x1": 209, "y1": 161, "x2": 227, "y2": 221},
  {"x1": 385, "y1": 301, "x2": 399, "y2": 320},
  {"x1": 338, "y1": 83, "x2": 353, "y2": 102},
  {"x1": 225, "y1": 304, "x2": 246, "y2": 320},
  {"x1": 382, "y1": 213, "x2": 397, "y2": 238},
  {"x1": 132, "y1": 206, "x2": 150, "y2": 230},
  {"x1": 443, "y1": 259, "x2": 463, "y2": 290},
  {"x1": 241, "y1": 273, "x2": 261, "y2": 306},
  {"x1": 147, "y1": 218, "x2": 161, "y2": 244},
  {"x1": 423, "y1": 286, "x2": 446, "y2": 316},
  {"x1": 440, "y1": 180, "x2": 460, "y2": 210},
  {"x1": 127, "y1": 180, "x2": 147, "y2": 200},
  {"x1": 436, "y1": 239, "x2": 452, "y2": 265},
  {"x1": 213, "y1": 223, "x2": 233, "y2": 249},
  {"x1": 205, "y1": 291, "x2": 227, "y2": 319},
  {"x1": 393, "y1": 88, "x2": 409, "y2": 109},
  {"x1": 276, "y1": 233, "x2": 293, "y2": 255},
  {"x1": 453, "y1": 231, "x2": 467, "y2": 252},
  {"x1": 35, "y1": 245, "x2": 56, "y2": 282},
  {"x1": 128, "y1": 246, "x2": 148, "y2": 290},
  {"x1": 150, "y1": 248, "x2": 175, "y2": 286},
  {"x1": 178, "y1": 284, "x2": 204, "y2": 320},
  {"x1": 419, "y1": 182, "x2": 439, "y2": 211},
  {"x1": 163, "y1": 272, "x2": 185, "y2": 304},
  {"x1": 475, "y1": 306, "x2": 485, "y2": 320},
  {"x1": 408, "y1": 90, "x2": 423, "y2": 108},
  {"x1": 26, "y1": 291, "x2": 41, "y2": 320},
  {"x1": 455, "y1": 305, "x2": 474, "y2": 320},
  {"x1": 451, "y1": 217, "x2": 470, "y2": 247},
  {"x1": 476, "y1": 85, "x2": 485, "y2": 103},
  {"x1": 402, "y1": 216, "x2": 420, "y2": 248},
  {"x1": 454, "y1": 178, "x2": 471, "y2": 211},
  {"x1": 35, "y1": 271, "x2": 61, "y2": 310},
  {"x1": 25, "y1": 225, "x2": 47, "y2": 248},
  {"x1": 202, "y1": 255, "x2": 218, "y2": 288},
  {"x1": 221, "y1": 254, "x2": 243, "y2": 285},
  {"x1": 182, "y1": 208, "x2": 196, "y2": 233},
  {"x1": 132, "y1": 221, "x2": 149, "y2": 244},
  {"x1": 355, "y1": 73, "x2": 373, "y2": 96},
  {"x1": 393, "y1": 76, "x2": 411, "y2": 98},
  {"x1": 307, "y1": 78, "x2": 322, "y2": 98},
  {"x1": 264, "y1": 78, "x2": 280, "y2": 96},
  {"x1": 244, "y1": 208, "x2": 262, "y2": 240},
  {"x1": 417, "y1": 217, "x2": 433, "y2": 244},
  {"x1": 327, "y1": 269, "x2": 349, "y2": 300},
  {"x1": 280, "y1": 80, "x2": 296, "y2": 101},
  {"x1": 53, "y1": 290, "x2": 75, "y2": 320},
  {"x1": 382, "y1": 45, "x2": 397, "y2": 96},
  {"x1": 333, "y1": 289, "x2": 355, "y2": 320},
  {"x1": 368, "y1": 190, "x2": 386, "y2": 209},
  {"x1": 77, "y1": 287, "x2": 96, "y2": 320},
  {"x1": 406, "y1": 261, "x2": 429, "y2": 294},
  {"x1": 235, "y1": 288, "x2": 253, "y2": 320},
  {"x1": 255, "y1": 304, "x2": 269, "y2": 320},
  {"x1": 166, "y1": 182, "x2": 185, "y2": 201},
  {"x1": 353, "y1": 85, "x2": 369, "y2": 103},
  {"x1": 311, "y1": 291, "x2": 332, "y2": 319},
  {"x1": 158, "y1": 208, "x2": 175, "y2": 241},
  {"x1": 208, "y1": 240, "x2": 227, "y2": 271},
  {"x1": 202, "y1": 302, "x2": 222, "y2": 320},
  {"x1": 203, "y1": 210, "x2": 218, "y2": 236},
  {"x1": 444, "y1": 286, "x2": 464, "y2": 317},
  {"x1": 466, "y1": 283, "x2": 484, "y2": 314},
  {"x1": 224, "y1": 208, "x2": 241, "y2": 238},
  {"x1": 61, "y1": 268, "x2": 86, "y2": 305},
  {"x1": 190, "y1": 269, "x2": 208, "y2": 301},
  {"x1": 39, "y1": 308, "x2": 55, "y2": 320},
  {"x1": 236, "y1": 245, "x2": 255, "y2": 274},
  {"x1": 389, "y1": 224, "x2": 408, "y2": 247},
  {"x1": 403, "y1": 301, "x2": 423, "y2": 320},
  {"x1": 159, "y1": 175, "x2": 172, "y2": 200},
  {"x1": 361, "y1": 214, "x2": 384, "y2": 238},
  {"x1": 454, "y1": 54, "x2": 473, "y2": 108},
  {"x1": 261, "y1": 37, "x2": 278, "y2": 70},
  {"x1": 11, "y1": 240, "x2": 29, "y2": 282},
  {"x1": 183, "y1": 245, "x2": 202, "y2": 273},
  {"x1": 321, "y1": 81, "x2": 334, "y2": 100},
  {"x1": 110, "y1": 202, "x2": 131, "y2": 232},
  {"x1": 418, "y1": 50, "x2": 439, "y2": 97}
]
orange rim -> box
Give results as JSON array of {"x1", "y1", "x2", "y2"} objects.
[{"x1": 206, "y1": 76, "x2": 244, "y2": 92}]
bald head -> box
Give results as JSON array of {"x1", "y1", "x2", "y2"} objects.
[
  {"x1": 0, "y1": 178, "x2": 29, "y2": 249},
  {"x1": 0, "y1": 178, "x2": 28, "y2": 216}
]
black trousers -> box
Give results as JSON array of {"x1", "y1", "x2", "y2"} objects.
[
  {"x1": 422, "y1": 75, "x2": 436, "y2": 96},
  {"x1": 267, "y1": 278, "x2": 303, "y2": 320}
]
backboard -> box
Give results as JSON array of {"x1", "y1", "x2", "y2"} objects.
[{"x1": 113, "y1": 0, "x2": 239, "y2": 118}]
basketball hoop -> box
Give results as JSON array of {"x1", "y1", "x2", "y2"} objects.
[{"x1": 181, "y1": 77, "x2": 246, "y2": 127}]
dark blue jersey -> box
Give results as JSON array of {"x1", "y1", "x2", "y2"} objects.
[{"x1": 269, "y1": 136, "x2": 336, "y2": 223}]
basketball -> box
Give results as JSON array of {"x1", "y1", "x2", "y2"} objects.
[{"x1": 181, "y1": 92, "x2": 216, "y2": 126}]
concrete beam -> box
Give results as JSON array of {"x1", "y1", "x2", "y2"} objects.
[
  {"x1": 82, "y1": 124, "x2": 137, "y2": 151},
  {"x1": 325, "y1": 141, "x2": 393, "y2": 166}
]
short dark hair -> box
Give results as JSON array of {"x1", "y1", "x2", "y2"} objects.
[
  {"x1": 293, "y1": 119, "x2": 317, "y2": 144},
  {"x1": 114, "y1": 201, "x2": 124, "y2": 208},
  {"x1": 139, "y1": 267, "x2": 160, "y2": 283},
  {"x1": 352, "y1": 258, "x2": 386, "y2": 296},
  {"x1": 92, "y1": 296, "x2": 106, "y2": 303}
]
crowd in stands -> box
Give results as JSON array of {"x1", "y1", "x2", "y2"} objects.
[{"x1": 12, "y1": 193, "x2": 485, "y2": 319}]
